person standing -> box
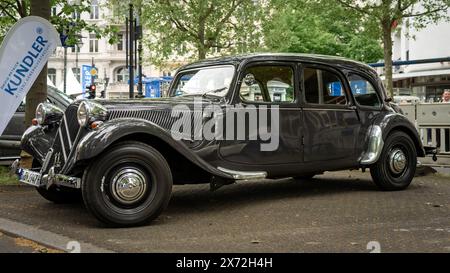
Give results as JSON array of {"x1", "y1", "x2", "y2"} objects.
[{"x1": 441, "y1": 89, "x2": 450, "y2": 103}]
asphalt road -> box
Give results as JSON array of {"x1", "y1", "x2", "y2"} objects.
[{"x1": 0, "y1": 171, "x2": 449, "y2": 253}]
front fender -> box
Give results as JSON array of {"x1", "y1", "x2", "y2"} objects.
[
  {"x1": 21, "y1": 125, "x2": 57, "y2": 164},
  {"x1": 74, "y1": 118, "x2": 234, "y2": 179}
]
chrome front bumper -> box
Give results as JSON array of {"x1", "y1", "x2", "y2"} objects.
[{"x1": 10, "y1": 159, "x2": 81, "y2": 189}]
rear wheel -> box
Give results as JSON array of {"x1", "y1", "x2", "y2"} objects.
[
  {"x1": 81, "y1": 141, "x2": 173, "y2": 227},
  {"x1": 370, "y1": 131, "x2": 417, "y2": 191}
]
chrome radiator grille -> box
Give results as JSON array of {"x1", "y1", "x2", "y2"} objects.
[
  {"x1": 56, "y1": 104, "x2": 79, "y2": 160},
  {"x1": 44, "y1": 104, "x2": 81, "y2": 173},
  {"x1": 108, "y1": 109, "x2": 204, "y2": 131}
]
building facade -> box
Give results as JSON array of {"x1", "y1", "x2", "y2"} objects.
[
  {"x1": 48, "y1": 0, "x2": 174, "y2": 98},
  {"x1": 390, "y1": 12, "x2": 450, "y2": 102}
]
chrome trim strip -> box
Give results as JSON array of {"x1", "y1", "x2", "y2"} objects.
[
  {"x1": 10, "y1": 159, "x2": 20, "y2": 176},
  {"x1": 217, "y1": 167, "x2": 267, "y2": 180},
  {"x1": 63, "y1": 116, "x2": 73, "y2": 149},
  {"x1": 58, "y1": 127, "x2": 67, "y2": 161},
  {"x1": 54, "y1": 174, "x2": 81, "y2": 189},
  {"x1": 359, "y1": 125, "x2": 384, "y2": 165},
  {"x1": 302, "y1": 107, "x2": 355, "y2": 112},
  {"x1": 41, "y1": 148, "x2": 53, "y2": 174},
  {"x1": 44, "y1": 167, "x2": 81, "y2": 189}
]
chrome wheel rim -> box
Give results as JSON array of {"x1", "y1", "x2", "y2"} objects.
[
  {"x1": 388, "y1": 148, "x2": 407, "y2": 175},
  {"x1": 110, "y1": 168, "x2": 148, "y2": 205}
]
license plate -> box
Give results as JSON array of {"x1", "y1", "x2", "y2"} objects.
[{"x1": 19, "y1": 169, "x2": 42, "y2": 187}]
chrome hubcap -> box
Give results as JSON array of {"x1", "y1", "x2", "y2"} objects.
[
  {"x1": 389, "y1": 148, "x2": 407, "y2": 175},
  {"x1": 110, "y1": 168, "x2": 147, "y2": 205}
]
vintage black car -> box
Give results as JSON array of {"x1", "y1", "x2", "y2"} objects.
[{"x1": 12, "y1": 53, "x2": 429, "y2": 227}]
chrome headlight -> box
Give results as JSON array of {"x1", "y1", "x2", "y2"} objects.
[
  {"x1": 77, "y1": 100, "x2": 107, "y2": 127},
  {"x1": 77, "y1": 101, "x2": 90, "y2": 127},
  {"x1": 35, "y1": 103, "x2": 64, "y2": 125}
]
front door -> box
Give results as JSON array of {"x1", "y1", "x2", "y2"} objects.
[
  {"x1": 301, "y1": 65, "x2": 361, "y2": 167},
  {"x1": 218, "y1": 62, "x2": 303, "y2": 167}
]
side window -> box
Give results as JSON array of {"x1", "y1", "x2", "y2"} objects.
[
  {"x1": 348, "y1": 73, "x2": 381, "y2": 107},
  {"x1": 304, "y1": 67, "x2": 347, "y2": 105},
  {"x1": 240, "y1": 65, "x2": 295, "y2": 103}
]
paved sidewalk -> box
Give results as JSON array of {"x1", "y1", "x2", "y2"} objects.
[
  {"x1": 0, "y1": 171, "x2": 449, "y2": 253},
  {"x1": 0, "y1": 231, "x2": 61, "y2": 253}
]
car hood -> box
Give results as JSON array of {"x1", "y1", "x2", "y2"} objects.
[{"x1": 90, "y1": 96, "x2": 223, "y2": 112}]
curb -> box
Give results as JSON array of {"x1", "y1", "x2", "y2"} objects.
[{"x1": 0, "y1": 217, "x2": 114, "y2": 253}]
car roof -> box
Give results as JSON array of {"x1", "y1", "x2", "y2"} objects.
[{"x1": 179, "y1": 53, "x2": 376, "y2": 75}]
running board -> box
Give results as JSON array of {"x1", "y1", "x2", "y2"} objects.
[{"x1": 217, "y1": 167, "x2": 267, "y2": 180}]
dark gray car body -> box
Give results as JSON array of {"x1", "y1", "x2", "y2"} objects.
[{"x1": 20, "y1": 54, "x2": 425, "y2": 186}]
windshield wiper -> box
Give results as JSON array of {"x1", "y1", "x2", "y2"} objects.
[
  {"x1": 202, "y1": 87, "x2": 227, "y2": 98},
  {"x1": 177, "y1": 87, "x2": 227, "y2": 98}
]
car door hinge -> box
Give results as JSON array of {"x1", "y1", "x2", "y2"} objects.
[{"x1": 301, "y1": 136, "x2": 305, "y2": 146}]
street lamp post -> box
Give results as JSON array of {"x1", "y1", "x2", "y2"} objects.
[
  {"x1": 63, "y1": 46, "x2": 67, "y2": 93},
  {"x1": 127, "y1": 3, "x2": 135, "y2": 99},
  {"x1": 75, "y1": 37, "x2": 84, "y2": 83},
  {"x1": 136, "y1": 6, "x2": 143, "y2": 98}
]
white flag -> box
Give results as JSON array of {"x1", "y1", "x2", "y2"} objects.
[{"x1": 0, "y1": 16, "x2": 60, "y2": 135}]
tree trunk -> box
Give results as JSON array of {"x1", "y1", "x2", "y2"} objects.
[
  {"x1": 25, "y1": 0, "x2": 50, "y2": 126},
  {"x1": 197, "y1": 46, "x2": 207, "y2": 60},
  {"x1": 382, "y1": 21, "x2": 394, "y2": 98},
  {"x1": 197, "y1": 19, "x2": 207, "y2": 60}
]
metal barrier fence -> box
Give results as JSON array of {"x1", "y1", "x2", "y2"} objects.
[
  {"x1": 419, "y1": 127, "x2": 450, "y2": 154},
  {"x1": 400, "y1": 103, "x2": 450, "y2": 166}
]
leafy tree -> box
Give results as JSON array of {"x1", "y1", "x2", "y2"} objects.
[
  {"x1": 0, "y1": 0, "x2": 117, "y2": 125},
  {"x1": 336, "y1": 0, "x2": 450, "y2": 97},
  {"x1": 263, "y1": 0, "x2": 384, "y2": 63},
  {"x1": 1, "y1": 1, "x2": 118, "y2": 47},
  {"x1": 133, "y1": 0, "x2": 264, "y2": 66}
]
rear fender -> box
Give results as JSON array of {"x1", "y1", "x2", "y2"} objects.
[
  {"x1": 377, "y1": 113, "x2": 425, "y2": 157},
  {"x1": 359, "y1": 113, "x2": 425, "y2": 166}
]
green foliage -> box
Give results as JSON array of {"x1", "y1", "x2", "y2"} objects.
[
  {"x1": 263, "y1": 0, "x2": 384, "y2": 63},
  {"x1": 337, "y1": 0, "x2": 450, "y2": 26},
  {"x1": 0, "y1": 166, "x2": 18, "y2": 185},
  {"x1": 336, "y1": 0, "x2": 450, "y2": 96},
  {"x1": 0, "y1": 0, "x2": 117, "y2": 46},
  {"x1": 119, "y1": 0, "x2": 265, "y2": 66}
]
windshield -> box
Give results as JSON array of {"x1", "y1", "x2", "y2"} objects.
[{"x1": 171, "y1": 66, "x2": 235, "y2": 97}]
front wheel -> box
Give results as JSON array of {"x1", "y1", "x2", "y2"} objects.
[
  {"x1": 81, "y1": 141, "x2": 173, "y2": 227},
  {"x1": 370, "y1": 131, "x2": 417, "y2": 191}
]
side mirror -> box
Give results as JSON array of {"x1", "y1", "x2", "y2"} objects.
[{"x1": 385, "y1": 97, "x2": 393, "y2": 103}]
